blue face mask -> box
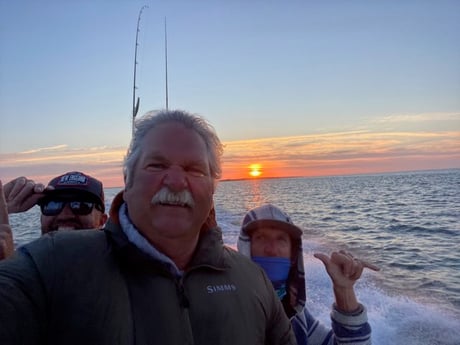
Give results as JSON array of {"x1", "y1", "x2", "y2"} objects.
[
  {"x1": 252, "y1": 257, "x2": 291, "y2": 299},
  {"x1": 252, "y1": 256, "x2": 291, "y2": 285}
]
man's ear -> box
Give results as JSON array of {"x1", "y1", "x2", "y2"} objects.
[
  {"x1": 123, "y1": 172, "x2": 129, "y2": 193},
  {"x1": 201, "y1": 204, "x2": 217, "y2": 231},
  {"x1": 100, "y1": 213, "x2": 108, "y2": 227}
]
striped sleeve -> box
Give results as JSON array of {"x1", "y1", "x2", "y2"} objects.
[
  {"x1": 290, "y1": 305, "x2": 372, "y2": 345},
  {"x1": 330, "y1": 304, "x2": 372, "y2": 345}
]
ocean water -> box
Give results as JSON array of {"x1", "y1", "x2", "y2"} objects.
[{"x1": 9, "y1": 169, "x2": 460, "y2": 345}]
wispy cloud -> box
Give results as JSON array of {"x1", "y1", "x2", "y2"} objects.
[
  {"x1": 19, "y1": 144, "x2": 69, "y2": 154},
  {"x1": 372, "y1": 112, "x2": 460, "y2": 124},
  {"x1": 1, "y1": 126, "x2": 459, "y2": 186},
  {"x1": 0, "y1": 145, "x2": 127, "y2": 187},
  {"x1": 222, "y1": 129, "x2": 460, "y2": 179}
]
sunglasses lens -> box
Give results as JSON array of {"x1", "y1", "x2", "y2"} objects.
[
  {"x1": 41, "y1": 200, "x2": 65, "y2": 216},
  {"x1": 40, "y1": 200, "x2": 97, "y2": 216},
  {"x1": 69, "y1": 201, "x2": 94, "y2": 215}
]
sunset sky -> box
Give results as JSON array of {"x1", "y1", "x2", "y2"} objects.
[{"x1": 1, "y1": 0, "x2": 459, "y2": 187}]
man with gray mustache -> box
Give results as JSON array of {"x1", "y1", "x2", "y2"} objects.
[
  {"x1": 151, "y1": 186, "x2": 195, "y2": 208},
  {"x1": 0, "y1": 110, "x2": 296, "y2": 344}
]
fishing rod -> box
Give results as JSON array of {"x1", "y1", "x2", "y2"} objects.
[
  {"x1": 164, "y1": 17, "x2": 169, "y2": 111},
  {"x1": 132, "y1": 5, "x2": 148, "y2": 137}
]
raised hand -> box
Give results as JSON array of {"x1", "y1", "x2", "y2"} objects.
[
  {"x1": 0, "y1": 180, "x2": 14, "y2": 260},
  {"x1": 314, "y1": 250, "x2": 380, "y2": 312},
  {"x1": 3, "y1": 177, "x2": 47, "y2": 214},
  {"x1": 314, "y1": 250, "x2": 379, "y2": 289}
]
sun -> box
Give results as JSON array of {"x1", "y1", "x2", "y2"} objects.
[{"x1": 249, "y1": 164, "x2": 262, "y2": 178}]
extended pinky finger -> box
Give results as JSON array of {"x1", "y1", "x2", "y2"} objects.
[{"x1": 361, "y1": 260, "x2": 380, "y2": 271}]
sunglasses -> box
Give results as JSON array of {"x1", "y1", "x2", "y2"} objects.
[{"x1": 40, "y1": 199, "x2": 104, "y2": 216}]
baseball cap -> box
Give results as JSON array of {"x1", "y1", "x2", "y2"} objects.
[
  {"x1": 41, "y1": 171, "x2": 105, "y2": 211},
  {"x1": 242, "y1": 204, "x2": 302, "y2": 239}
]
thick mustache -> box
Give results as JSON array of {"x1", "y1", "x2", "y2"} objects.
[{"x1": 151, "y1": 187, "x2": 195, "y2": 207}]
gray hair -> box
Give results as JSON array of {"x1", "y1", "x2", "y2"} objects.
[{"x1": 123, "y1": 109, "x2": 224, "y2": 187}]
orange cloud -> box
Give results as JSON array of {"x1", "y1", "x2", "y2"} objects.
[
  {"x1": 0, "y1": 145, "x2": 127, "y2": 188},
  {"x1": 220, "y1": 130, "x2": 460, "y2": 180},
  {"x1": 1, "y1": 129, "x2": 459, "y2": 187}
]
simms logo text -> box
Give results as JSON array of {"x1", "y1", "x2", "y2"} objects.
[{"x1": 206, "y1": 284, "x2": 237, "y2": 294}]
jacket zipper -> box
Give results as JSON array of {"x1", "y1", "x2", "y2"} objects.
[{"x1": 175, "y1": 276, "x2": 190, "y2": 308}]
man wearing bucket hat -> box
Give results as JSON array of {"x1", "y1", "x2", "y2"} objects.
[
  {"x1": 238, "y1": 204, "x2": 379, "y2": 345},
  {"x1": 0, "y1": 172, "x2": 108, "y2": 260}
]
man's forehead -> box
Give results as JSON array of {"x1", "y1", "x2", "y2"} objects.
[
  {"x1": 142, "y1": 150, "x2": 209, "y2": 165},
  {"x1": 145, "y1": 124, "x2": 206, "y2": 147},
  {"x1": 149, "y1": 122, "x2": 197, "y2": 137},
  {"x1": 142, "y1": 126, "x2": 210, "y2": 160}
]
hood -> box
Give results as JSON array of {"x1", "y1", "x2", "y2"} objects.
[{"x1": 237, "y1": 224, "x2": 306, "y2": 315}]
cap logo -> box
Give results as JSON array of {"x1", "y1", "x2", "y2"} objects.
[{"x1": 57, "y1": 173, "x2": 88, "y2": 186}]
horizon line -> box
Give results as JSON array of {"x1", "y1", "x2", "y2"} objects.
[{"x1": 103, "y1": 167, "x2": 459, "y2": 189}]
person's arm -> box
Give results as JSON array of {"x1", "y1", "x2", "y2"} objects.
[
  {"x1": 0, "y1": 177, "x2": 48, "y2": 260},
  {"x1": 292, "y1": 302, "x2": 372, "y2": 345},
  {"x1": 3, "y1": 176, "x2": 46, "y2": 214},
  {"x1": 0, "y1": 180, "x2": 14, "y2": 260},
  {"x1": 330, "y1": 304, "x2": 371, "y2": 345},
  {"x1": 0, "y1": 246, "x2": 46, "y2": 342},
  {"x1": 1, "y1": 180, "x2": 43, "y2": 341},
  {"x1": 291, "y1": 307, "x2": 333, "y2": 345},
  {"x1": 306, "y1": 250, "x2": 377, "y2": 345},
  {"x1": 314, "y1": 250, "x2": 379, "y2": 312},
  {"x1": 0, "y1": 180, "x2": 48, "y2": 339}
]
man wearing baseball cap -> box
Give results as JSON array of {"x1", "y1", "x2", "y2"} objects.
[
  {"x1": 1, "y1": 171, "x2": 107, "y2": 242},
  {"x1": 238, "y1": 204, "x2": 379, "y2": 345},
  {"x1": 1, "y1": 171, "x2": 107, "y2": 260},
  {"x1": 37, "y1": 171, "x2": 107, "y2": 234}
]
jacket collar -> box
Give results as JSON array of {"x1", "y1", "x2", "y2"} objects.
[{"x1": 104, "y1": 191, "x2": 229, "y2": 274}]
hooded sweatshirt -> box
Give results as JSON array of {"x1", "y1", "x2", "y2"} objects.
[{"x1": 238, "y1": 225, "x2": 372, "y2": 345}]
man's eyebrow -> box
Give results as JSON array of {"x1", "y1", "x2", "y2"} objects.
[
  {"x1": 185, "y1": 158, "x2": 209, "y2": 166},
  {"x1": 143, "y1": 154, "x2": 208, "y2": 168},
  {"x1": 144, "y1": 152, "x2": 167, "y2": 161}
]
